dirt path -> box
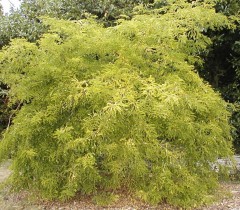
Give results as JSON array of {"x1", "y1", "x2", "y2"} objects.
[
  {"x1": 200, "y1": 183, "x2": 240, "y2": 210},
  {"x1": 1, "y1": 161, "x2": 240, "y2": 210},
  {"x1": 0, "y1": 160, "x2": 41, "y2": 209}
]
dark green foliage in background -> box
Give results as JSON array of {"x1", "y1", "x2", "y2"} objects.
[
  {"x1": 20, "y1": 0, "x2": 153, "y2": 24},
  {"x1": 0, "y1": 11, "x2": 46, "y2": 48},
  {"x1": 203, "y1": 0, "x2": 240, "y2": 151},
  {"x1": 0, "y1": 1, "x2": 234, "y2": 207}
]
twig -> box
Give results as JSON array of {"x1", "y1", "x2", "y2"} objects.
[{"x1": 6, "y1": 102, "x2": 21, "y2": 131}]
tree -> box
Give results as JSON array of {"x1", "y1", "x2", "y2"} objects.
[
  {"x1": 0, "y1": 2, "x2": 234, "y2": 208},
  {"x1": 0, "y1": 10, "x2": 46, "y2": 49},
  {"x1": 20, "y1": 0, "x2": 152, "y2": 22}
]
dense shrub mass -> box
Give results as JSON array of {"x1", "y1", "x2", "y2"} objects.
[{"x1": 0, "y1": 2, "x2": 235, "y2": 208}]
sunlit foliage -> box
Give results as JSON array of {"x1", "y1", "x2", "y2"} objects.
[{"x1": 0, "y1": 1, "x2": 235, "y2": 207}]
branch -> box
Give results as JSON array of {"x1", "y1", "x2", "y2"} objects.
[{"x1": 6, "y1": 102, "x2": 21, "y2": 131}]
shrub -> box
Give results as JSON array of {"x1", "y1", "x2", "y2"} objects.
[{"x1": 0, "y1": 2, "x2": 235, "y2": 207}]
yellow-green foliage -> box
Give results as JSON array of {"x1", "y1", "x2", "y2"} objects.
[{"x1": 0, "y1": 2, "x2": 234, "y2": 208}]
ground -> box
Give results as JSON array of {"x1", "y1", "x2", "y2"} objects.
[{"x1": 1, "y1": 160, "x2": 240, "y2": 210}]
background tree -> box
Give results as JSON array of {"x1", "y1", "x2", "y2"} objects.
[{"x1": 20, "y1": 0, "x2": 153, "y2": 24}]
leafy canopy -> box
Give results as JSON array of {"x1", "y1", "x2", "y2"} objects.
[
  {"x1": 0, "y1": 1, "x2": 234, "y2": 208},
  {"x1": 20, "y1": 0, "x2": 152, "y2": 21}
]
